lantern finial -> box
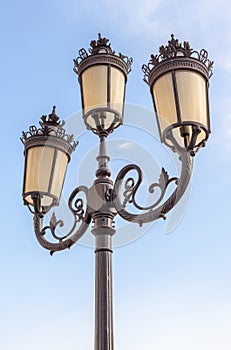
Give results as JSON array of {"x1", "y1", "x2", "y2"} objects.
[{"x1": 89, "y1": 33, "x2": 112, "y2": 54}]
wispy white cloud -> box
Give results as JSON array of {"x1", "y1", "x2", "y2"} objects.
[
  {"x1": 117, "y1": 142, "x2": 134, "y2": 150},
  {"x1": 101, "y1": 0, "x2": 162, "y2": 33},
  {"x1": 56, "y1": 0, "x2": 163, "y2": 39},
  {"x1": 56, "y1": 0, "x2": 231, "y2": 67}
]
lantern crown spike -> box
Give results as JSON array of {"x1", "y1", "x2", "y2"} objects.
[
  {"x1": 89, "y1": 33, "x2": 113, "y2": 54},
  {"x1": 39, "y1": 105, "x2": 63, "y2": 127}
]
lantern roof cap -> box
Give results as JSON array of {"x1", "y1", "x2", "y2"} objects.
[
  {"x1": 73, "y1": 33, "x2": 133, "y2": 75},
  {"x1": 142, "y1": 34, "x2": 214, "y2": 84},
  {"x1": 20, "y1": 106, "x2": 78, "y2": 152}
]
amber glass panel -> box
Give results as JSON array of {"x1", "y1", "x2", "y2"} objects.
[
  {"x1": 82, "y1": 65, "x2": 125, "y2": 131},
  {"x1": 176, "y1": 70, "x2": 208, "y2": 127},
  {"x1": 24, "y1": 147, "x2": 69, "y2": 207},
  {"x1": 24, "y1": 146, "x2": 55, "y2": 206},
  {"x1": 152, "y1": 72, "x2": 177, "y2": 136},
  {"x1": 50, "y1": 150, "x2": 68, "y2": 200},
  {"x1": 81, "y1": 65, "x2": 107, "y2": 115},
  {"x1": 197, "y1": 129, "x2": 207, "y2": 144},
  {"x1": 110, "y1": 67, "x2": 125, "y2": 116}
]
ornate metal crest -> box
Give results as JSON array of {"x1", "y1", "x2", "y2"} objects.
[
  {"x1": 73, "y1": 33, "x2": 133, "y2": 75},
  {"x1": 142, "y1": 34, "x2": 214, "y2": 83},
  {"x1": 21, "y1": 106, "x2": 78, "y2": 151}
]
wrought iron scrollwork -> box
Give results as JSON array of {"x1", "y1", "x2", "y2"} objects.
[
  {"x1": 113, "y1": 150, "x2": 193, "y2": 226},
  {"x1": 33, "y1": 186, "x2": 91, "y2": 255},
  {"x1": 122, "y1": 167, "x2": 178, "y2": 211}
]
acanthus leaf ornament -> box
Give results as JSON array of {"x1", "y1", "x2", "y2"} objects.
[{"x1": 148, "y1": 168, "x2": 178, "y2": 207}]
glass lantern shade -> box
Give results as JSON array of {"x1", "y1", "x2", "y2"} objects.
[
  {"x1": 79, "y1": 63, "x2": 126, "y2": 133},
  {"x1": 23, "y1": 144, "x2": 69, "y2": 208},
  {"x1": 151, "y1": 69, "x2": 210, "y2": 150}
]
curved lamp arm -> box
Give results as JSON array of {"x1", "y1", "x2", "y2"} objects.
[
  {"x1": 113, "y1": 150, "x2": 193, "y2": 225},
  {"x1": 32, "y1": 186, "x2": 91, "y2": 255}
]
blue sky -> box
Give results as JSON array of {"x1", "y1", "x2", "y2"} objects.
[{"x1": 1, "y1": 0, "x2": 231, "y2": 349}]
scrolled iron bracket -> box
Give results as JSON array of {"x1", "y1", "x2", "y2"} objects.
[
  {"x1": 32, "y1": 186, "x2": 91, "y2": 255},
  {"x1": 113, "y1": 150, "x2": 193, "y2": 226}
]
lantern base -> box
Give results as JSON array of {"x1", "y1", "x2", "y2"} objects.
[
  {"x1": 83, "y1": 108, "x2": 123, "y2": 136},
  {"x1": 23, "y1": 191, "x2": 59, "y2": 215},
  {"x1": 163, "y1": 122, "x2": 209, "y2": 155}
]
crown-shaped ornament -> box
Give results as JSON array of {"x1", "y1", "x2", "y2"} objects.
[
  {"x1": 73, "y1": 33, "x2": 133, "y2": 75},
  {"x1": 21, "y1": 106, "x2": 78, "y2": 151},
  {"x1": 142, "y1": 34, "x2": 214, "y2": 83}
]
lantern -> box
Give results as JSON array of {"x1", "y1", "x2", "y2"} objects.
[
  {"x1": 74, "y1": 33, "x2": 132, "y2": 136},
  {"x1": 21, "y1": 107, "x2": 77, "y2": 213},
  {"x1": 143, "y1": 34, "x2": 213, "y2": 154}
]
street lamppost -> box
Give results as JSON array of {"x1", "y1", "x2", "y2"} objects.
[{"x1": 21, "y1": 33, "x2": 213, "y2": 350}]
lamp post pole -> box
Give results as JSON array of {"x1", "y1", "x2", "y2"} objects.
[
  {"x1": 21, "y1": 34, "x2": 213, "y2": 350},
  {"x1": 94, "y1": 233, "x2": 114, "y2": 350},
  {"x1": 91, "y1": 135, "x2": 116, "y2": 350}
]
